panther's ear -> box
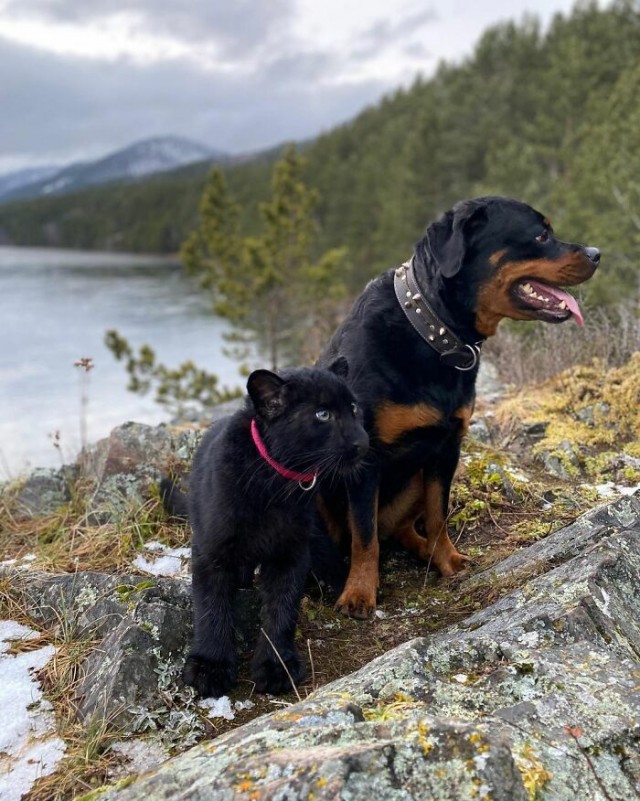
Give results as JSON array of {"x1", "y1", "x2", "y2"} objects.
[
  {"x1": 247, "y1": 370, "x2": 286, "y2": 417},
  {"x1": 327, "y1": 356, "x2": 349, "y2": 379},
  {"x1": 424, "y1": 201, "x2": 487, "y2": 278}
]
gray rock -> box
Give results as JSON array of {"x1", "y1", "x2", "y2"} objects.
[
  {"x1": 468, "y1": 417, "x2": 492, "y2": 444},
  {"x1": 476, "y1": 359, "x2": 503, "y2": 397},
  {"x1": 97, "y1": 494, "x2": 640, "y2": 800},
  {"x1": 80, "y1": 422, "x2": 201, "y2": 523},
  {"x1": 537, "y1": 439, "x2": 581, "y2": 480},
  {"x1": 14, "y1": 465, "x2": 77, "y2": 517},
  {"x1": 4, "y1": 568, "x2": 260, "y2": 731}
]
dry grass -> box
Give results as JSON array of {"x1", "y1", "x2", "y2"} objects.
[
  {"x1": 485, "y1": 303, "x2": 640, "y2": 388},
  {"x1": 1, "y1": 491, "x2": 190, "y2": 575},
  {"x1": 2, "y1": 347, "x2": 637, "y2": 797}
]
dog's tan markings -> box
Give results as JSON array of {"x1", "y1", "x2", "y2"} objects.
[
  {"x1": 475, "y1": 253, "x2": 597, "y2": 336},
  {"x1": 423, "y1": 480, "x2": 468, "y2": 576},
  {"x1": 316, "y1": 496, "x2": 346, "y2": 545},
  {"x1": 392, "y1": 523, "x2": 434, "y2": 561},
  {"x1": 375, "y1": 402, "x2": 442, "y2": 444},
  {"x1": 335, "y1": 503, "x2": 380, "y2": 619},
  {"x1": 378, "y1": 472, "x2": 423, "y2": 539},
  {"x1": 488, "y1": 249, "x2": 507, "y2": 267},
  {"x1": 453, "y1": 403, "x2": 474, "y2": 439}
]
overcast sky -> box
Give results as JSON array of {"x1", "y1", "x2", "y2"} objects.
[{"x1": 0, "y1": 0, "x2": 584, "y2": 173}]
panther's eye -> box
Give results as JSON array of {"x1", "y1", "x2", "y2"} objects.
[
  {"x1": 351, "y1": 403, "x2": 359, "y2": 416},
  {"x1": 536, "y1": 230, "x2": 549, "y2": 243},
  {"x1": 316, "y1": 409, "x2": 332, "y2": 422}
]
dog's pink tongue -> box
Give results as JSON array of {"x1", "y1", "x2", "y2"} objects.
[{"x1": 533, "y1": 282, "x2": 584, "y2": 327}]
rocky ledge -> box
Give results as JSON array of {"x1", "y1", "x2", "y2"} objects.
[{"x1": 85, "y1": 494, "x2": 640, "y2": 800}]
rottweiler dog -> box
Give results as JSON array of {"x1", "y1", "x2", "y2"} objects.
[{"x1": 317, "y1": 196, "x2": 600, "y2": 618}]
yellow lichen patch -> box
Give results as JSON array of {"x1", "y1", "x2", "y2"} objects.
[
  {"x1": 468, "y1": 731, "x2": 490, "y2": 753},
  {"x1": 495, "y1": 355, "x2": 640, "y2": 483},
  {"x1": 417, "y1": 720, "x2": 435, "y2": 755},
  {"x1": 362, "y1": 699, "x2": 426, "y2": 722},
  {"x1": 515, "y1": 743, "x2": 553, "y2": 801}
]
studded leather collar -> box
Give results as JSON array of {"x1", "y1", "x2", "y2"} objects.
[{"x1": 393, "y1": 260, "x2": 482, "y2": 371}]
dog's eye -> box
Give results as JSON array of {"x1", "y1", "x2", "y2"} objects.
[
  {"x1": 351, "y1": 403, "x2": 359, "y2": 416},
  {"x1": 536, "y1": 230, "x2": 549, "y2": 243},
  {"x1": 316, "y1": 409, "x2": 332, "y2": 422}
]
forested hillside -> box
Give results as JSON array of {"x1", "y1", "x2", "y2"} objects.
[{"x1": 1, "y1": 0, "x2": 638, "y2": 302}]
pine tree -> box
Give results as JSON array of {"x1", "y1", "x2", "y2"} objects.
[{"x1": 181, "y1": 147, "x2": 348, "y2": 370}]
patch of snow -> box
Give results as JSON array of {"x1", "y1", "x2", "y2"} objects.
[
  {"x1": 593, "y1": 482, "x2": 639, "y2": 498},
  {"x1": 0, "y1": 620, "x2": 65, "y2": 801},
  {"x1": 41, "y1": 176, "x2": 72, "y2": 195},
  {"x1": 593, "y1": 587, "x2": 612, "y2": 619},
  {"x1": 503, "y1": 466, "x2": 530, "y2": 483},
  {"x1": 133, "y1": 543, "x2": 191, "y2": 578},
  {"x1": 234, "y1": 699, "x2": 255, "y2": 712},
  {"x1": 1, "y1": 553, "x2": 37, "y2": 570},
  {"x1": 198, "y1": 695, "x2": 235, "y2": 720}
]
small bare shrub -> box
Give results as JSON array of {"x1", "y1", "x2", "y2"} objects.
[{"x1": 485, "y1": 304, "x2": 640, "y2": 387}]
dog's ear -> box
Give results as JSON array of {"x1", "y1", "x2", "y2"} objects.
[
  {"x1": 327, "y1": 356, "x2": 349, "y2": 379},
  {"x1": 247, "y1": 370, "x2": 286, "y2": 417},
  {"x1": 425, "y1": 201, "x2": 487, "y2": 278}
]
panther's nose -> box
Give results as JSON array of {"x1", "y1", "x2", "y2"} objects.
[
  {"x1": 348, "y1": 434, "x2": 369, "y2": 461},
  {"x1": 585, "y1": 246, "x2": 600, "y2": 265}
]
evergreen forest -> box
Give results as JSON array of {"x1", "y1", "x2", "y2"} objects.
[{"x1": 0, "y1": 0, "x2": 639, "y2": 306}]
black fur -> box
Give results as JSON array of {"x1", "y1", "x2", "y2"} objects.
[
  {"x1": 180, "y1": 360, "x2": 368, "y2": 697},
  {"x1": 317, "y1": 196, "x2": 600, "y2": 618}
]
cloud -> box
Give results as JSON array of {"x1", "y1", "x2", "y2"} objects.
[
  {"x1": 0, "y1": 33, "x2": 387, "y2": 169},
  {"x1": 2, "y1": 0, "x2": 295, "y2": 54},
  {"x1": 352, "y1": 7, "x2": 438, "y2": 61}
]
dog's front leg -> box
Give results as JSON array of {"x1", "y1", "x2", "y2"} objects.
[
  {"x1": 335, "y1": 471, "x2": 380, "y2": 619},
  {"x1": 423, "y1": 445, "x2": 469, "y2": 576}
]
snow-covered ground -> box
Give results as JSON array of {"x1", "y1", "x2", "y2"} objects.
[
  {"x1": 0, "y1": 621, "x2": 65, "y2": 800},
  {"x1": 132, "y1": 541, "x2": 191, "y2": 578}
]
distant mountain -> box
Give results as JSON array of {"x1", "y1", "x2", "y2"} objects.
[
  {"x1": 0, "y1": 136, "x2": 224, "y2": 203},
  {"x1": 0, "y1": 165, "x2": 60, "y2": 198}
]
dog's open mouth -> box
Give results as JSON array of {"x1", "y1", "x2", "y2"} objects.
[{"x1": 512, "y1": 279, "x2": 584, "y2": 327}]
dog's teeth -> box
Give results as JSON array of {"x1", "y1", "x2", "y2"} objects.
[
  {"x1": 559, "y1": 301, "x2": 567, "y2": 309},
  {"x1": 523, "y1": 283, "x2": 533, "y2": 294}
]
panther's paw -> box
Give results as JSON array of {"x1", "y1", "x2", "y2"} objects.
[
  {"x1": 251, "y1": 652, "x2": 305, "y2": 695},
  {"x1": 183, "y1": 655, "x2": 236, "y2": 698}
]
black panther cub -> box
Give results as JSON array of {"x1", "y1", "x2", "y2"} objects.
[{"x1": 176, "y1": 358, "x2": 368, "y2": 698}]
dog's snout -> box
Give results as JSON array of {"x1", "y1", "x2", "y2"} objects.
[{"x1": 585, "y1": 246, "x2": 600, "y2": 265}]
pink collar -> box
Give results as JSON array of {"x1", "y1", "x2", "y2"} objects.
[{"x1": 250, "y1": 419, "x2": 318, "y2": 490}]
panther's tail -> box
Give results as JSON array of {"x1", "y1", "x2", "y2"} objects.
[{"x1": 159, "y1": 476, "x2": 189, "y2": 520}]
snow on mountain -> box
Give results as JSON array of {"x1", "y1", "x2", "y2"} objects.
[
  {"x1": 0, "y1": 166, "x2": 60, "y2": 199},
  {"x1": 0, "y1": 136, "x2": 224, "y2": 203}
]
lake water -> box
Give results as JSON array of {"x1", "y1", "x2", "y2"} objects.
[{"x1": 0, "y1": 246, "x2": 243, "y2": 477}]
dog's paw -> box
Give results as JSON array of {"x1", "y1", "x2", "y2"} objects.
[
  {"x1": 251, "y1": 652, "x2": 305, "y2": 695},
  {"x1": 437, "y1": 550, "x2": 470, "y2": 577},
  {"x1": 183, "y1": 655, "x2": 236, "y2": 698},
  {"x1": 335, "y1": 586, "x2": 377, "y2": 619}
]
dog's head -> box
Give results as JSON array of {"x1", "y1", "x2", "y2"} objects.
[{"x1": 415, "y1": 196, "x2": 600, "y2": 338}]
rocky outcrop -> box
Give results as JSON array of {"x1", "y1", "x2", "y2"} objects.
[
  {"x1": 11, "y1": 422, "x2": 202, "y2": 522},
  {"x1": 81, "y1": 422, "x2": 202, "y2": 523},
  {"x1": 95, "y1": 494, "x2": 640, "y2": 801},
  {"x1": 6, "y1": 570, "x2": 260, "y2": 731}
]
